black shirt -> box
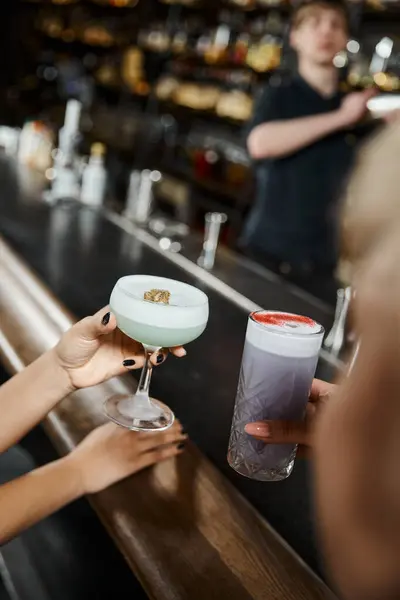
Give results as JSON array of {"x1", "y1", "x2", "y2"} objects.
[{"x1": 242, "y1": 75, "x2": 358, "y2": 267}]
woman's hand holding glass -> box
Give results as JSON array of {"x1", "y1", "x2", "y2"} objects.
[
  {"x1": 67, "y1": 420, "x2": 187, "y2": 496},
  {"x1": 54, "y1": 306, "x2": 186, "y2": 391},
  {"x1": 245, "y1": 379, "x2": 336, "y2": 457},
  {"x1": 51, "y1": 308, "x2": 189, "y2": 492}
]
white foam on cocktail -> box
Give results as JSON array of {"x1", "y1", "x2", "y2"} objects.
[
  {"x1": 111, "y1": 275, "x2": 209, "y2": 329},
  {"x1": 247, "y1": 311, "x2": 324, "y2": 358}
]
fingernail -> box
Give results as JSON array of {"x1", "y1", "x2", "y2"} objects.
[
  {"x1": 177, "y1": 443, "x2": 185, "y2": 450},
  {"x1": 177, "y1": 348, "x2": 187, "y2": 357},
  {"x1": 245, "y1": 422, "x2": 270, "y2": 437},
  {"x1": 123, "y1": 359, "x2": 136, "y2": 367},
  {"x1": 157, "y1": 354, "x2": 165, "y2": 365},
  {"x1": 102, "y1": 312, "x2": 110, "y2": 326}
]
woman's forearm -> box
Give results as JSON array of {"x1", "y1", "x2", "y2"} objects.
[
  {"x1": 0, "y1": 456, "x2": 83, "y2": 544},
  {"x1": 0, "y1": 350, "x2": 73, "y2": 453}
]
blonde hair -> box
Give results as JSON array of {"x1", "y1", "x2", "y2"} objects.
[{"x1": 343, "y1": 122, "x2": 400, "y2": 266}]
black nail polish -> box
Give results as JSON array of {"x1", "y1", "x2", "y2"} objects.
[
  {"x1": 102, "y1": 312, "x2": 110, "y2": 326},
  {"x1": 157, "y1": 354, "x2": 164, "y2": 364},
  {"x1": 123, "y1": 359, "x2": 135, "y2": 367},
  {"x1": 178, "y1": 443, "x2": 185, "y2": 450}
]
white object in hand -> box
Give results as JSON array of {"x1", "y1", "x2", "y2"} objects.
[{"x1": 367, "y1": 94, "x2": 400, "y2": 119}]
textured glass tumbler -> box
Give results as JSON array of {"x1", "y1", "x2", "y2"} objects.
[{"x1": 228, "y1": 311, "x2": 324, "y2": 481}]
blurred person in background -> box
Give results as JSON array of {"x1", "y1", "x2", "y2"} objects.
[
  {"x1": 246, "y1": 122, "x2": 400, "y2": 599},
  {"x1": 242, "y1": 0, "x2": 375, "y2": 303}
]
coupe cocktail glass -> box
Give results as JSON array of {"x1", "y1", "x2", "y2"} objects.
[{"x1": 104, "y1": 275, "x2": 209, "y2": 431}]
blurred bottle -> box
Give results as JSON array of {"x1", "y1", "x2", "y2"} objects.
[
  {"x1": 0, "y1": 127, "x2": 20, "y2": 157},
  {"x1": 204, "y1": 24, "x2": 231, "y2": 65},
  {"x1": 225, "y1": 146, "x2": 250, "y2": 189},
  {"x1": 81, "y1": 143, "x2": 107, "y2": 206},
  {"x1": 46, "y1": 100, "x2": 82, "y2": 203},
  {"x1": 246, "y1": 15, "x2": 283, "y2": 72},
  {"x1": 121, "y1": 47, "x2": 148, "y2": 94},
  {"x1": 134, "y1": 170, "x2": 161, "y2": 224},
  {"x1": 232, "y1": 32, "x2": 250, "y2": 66},
  {"x1": 124, "y1": 169, "x2": 142, "y2": 219},
  {"x1": 125, "y1": 169, "x2": 161, "y2": 225},
  {"x1": 18, "y1": 121, "x2": 53, "y2": 173},
  {"x1": 56, "y1": 99, "x2": 82, "y2": 169},
  {"x1": 205, "y1": 148, "x2": 224, "y2": 182}
]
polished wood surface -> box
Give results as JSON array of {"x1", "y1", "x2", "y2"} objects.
[{"x1": 0, "y1": 236, "x2": 335, "y2": 599}]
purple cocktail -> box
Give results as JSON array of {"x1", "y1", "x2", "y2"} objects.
[{"x1": 228, "y1": 311, "x2": 324, "y2": 481}]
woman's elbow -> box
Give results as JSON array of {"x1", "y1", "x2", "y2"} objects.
[{"x1": 247, "y1": 129, "x2": 274, "y2": 160}]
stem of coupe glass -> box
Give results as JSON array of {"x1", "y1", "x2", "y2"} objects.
[{"x1": 134, "y1": 345, "x2": 160, "y2": 406}]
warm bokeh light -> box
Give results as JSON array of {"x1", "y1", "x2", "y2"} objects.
[{"x1": 373, "y1": 71, "x2": 388, "y2": 87}]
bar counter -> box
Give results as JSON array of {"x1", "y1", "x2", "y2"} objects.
[{"x1": 0, "y1": 159, "x2": 338, "y2": 598}]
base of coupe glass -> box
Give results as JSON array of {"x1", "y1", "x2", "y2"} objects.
[{"x1": 104, "y1": 395, "x2": 175, "y2": 432}]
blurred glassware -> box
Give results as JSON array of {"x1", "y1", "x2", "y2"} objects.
[
  {"x1": 125, "y1": 169, "x2": 142, "y2": 219},
  {"x1": 46, "y1": 101, "x2": 83, "y2": 204},
  {"x1": 324, "y1": 287, "x2": 352, "y2": 356},
  {"x1": 56, "y1": 100, "x2": 82, "y2": 169},
  {"x1": 80, "y1": 143, "x2": 107, "y2": 206},
  {"x1": 18, "y1": 121, "x2": 53, "y2": 173},
  {"x1": 48, "y1": 165, "x2": 81, "y2": 202},
  {"x1": 125, "y1": 170, "x2": 162, "y2": 225},
  {"x1": 0, "y1": 127, "x2": 20, "y2": 158},
  {"x1": 197, "y1": 212, "x2": 228, "y2": 270}
]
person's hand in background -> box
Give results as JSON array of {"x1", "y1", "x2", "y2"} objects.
[
  {"x1": 337, "y1": 89, "x2": 376, "y2": 128},
  {"x1": 244, "y1": 379, "x2": 336, "y2": 457},
  {"x1": 55, "y1": 307, "x2": 186, "y2": 390}
]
